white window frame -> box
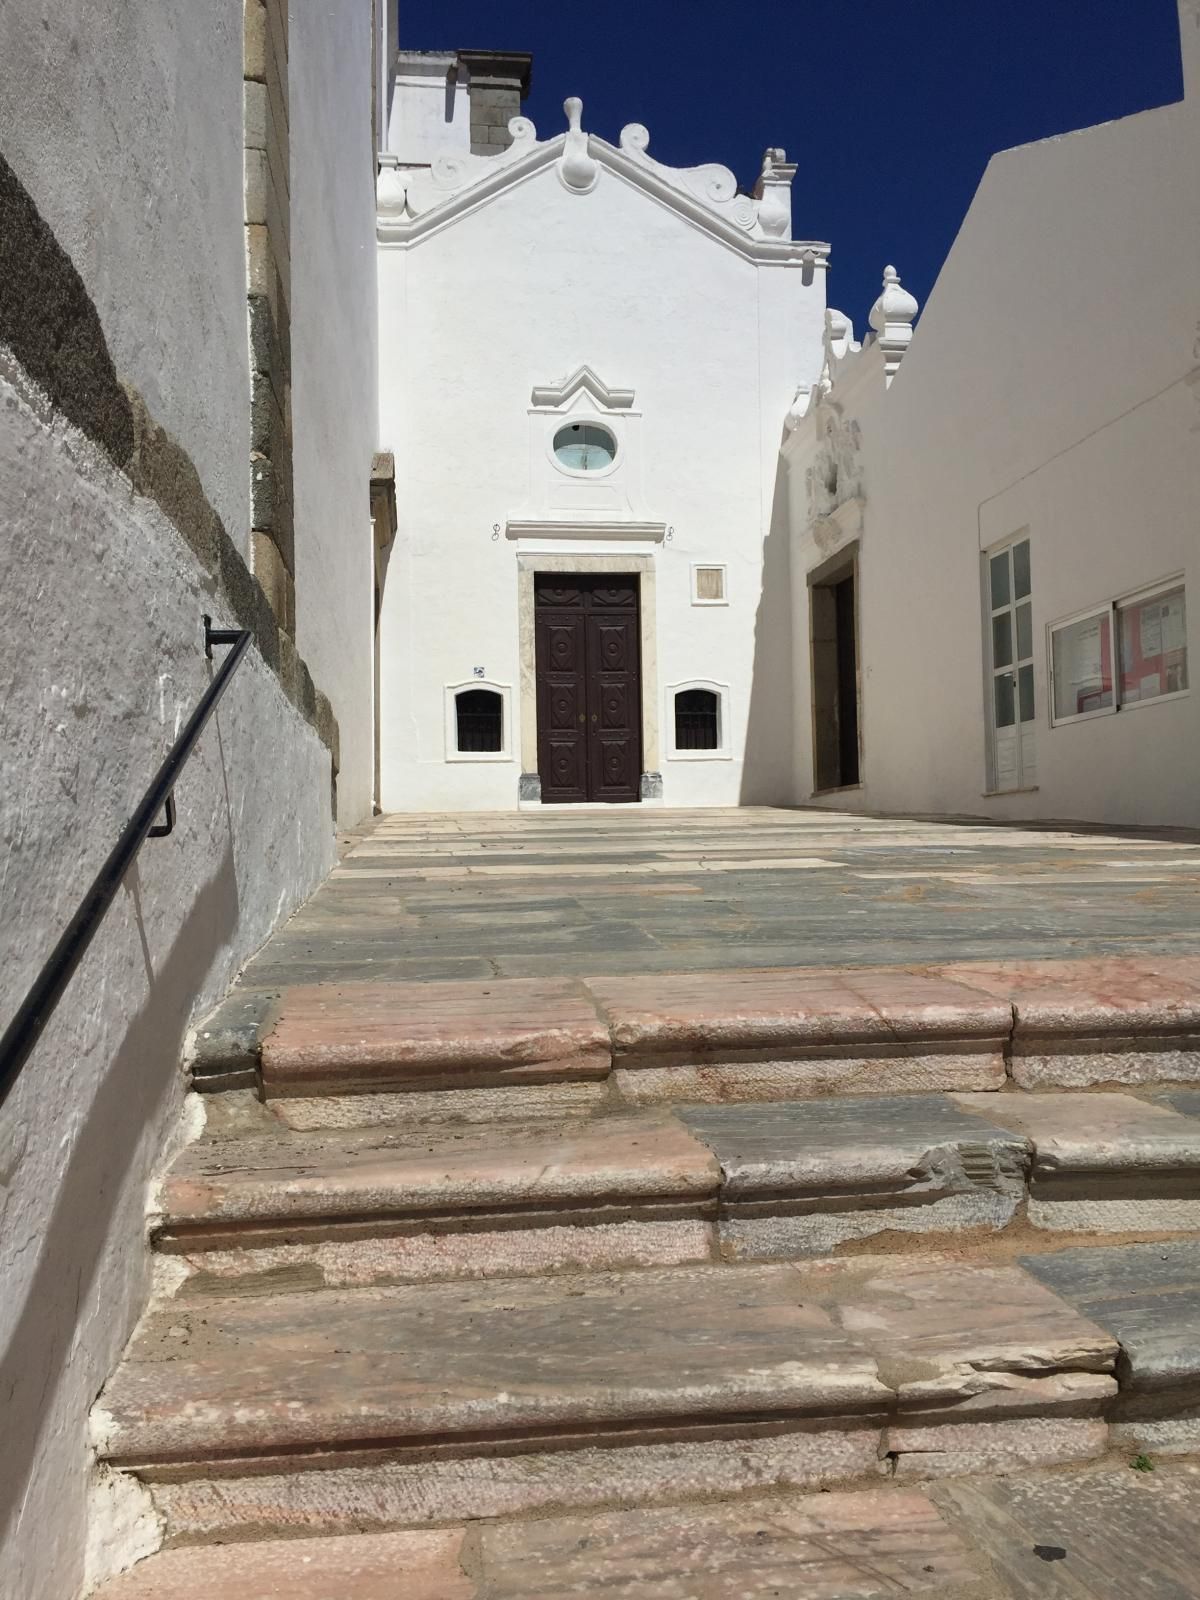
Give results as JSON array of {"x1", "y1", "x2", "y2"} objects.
[
  {"x1": 1114, "y1": 575, "x2": 1189, "y2": 714},
  {"x1": 1047, "y1": 602, "x2": 1117, "y2": 728},
  {"x1": 666, "y1": 679, "x2": 731, "y2": 760},
  {"x1": 690, "y1": 563, "x2": 729, "y2": 606},
  {"x1": 444, "y1": 680, "x2": 514, "y2": 762},
  {"x1": 982, "y1": 532, "x2": 1036, "y2": 789},
  {"x1": 1047, "y1": 575, "x2": 1189, "y2": 728}
]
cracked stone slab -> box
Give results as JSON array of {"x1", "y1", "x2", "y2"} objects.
[
  {"x1": 794, "y1": 1256, "x2": 1119, "y2": 1421},
  {"x1": 1021, "y1": 1241, "x2": 1200, "y2": 1402},
  {"x1": 95, "y1": 1264, "x2": 888, "y2": 1468},
  {"x1": 158, "y1": 1113, "x2": 718, "y2": 1242},
  {"x1": 259, "y1": 978, "x2": 611, "y2": 1095},
  {"x1": 954, "y1": 1091, "x2": 1200, "y2": 1186},
  {"x1": 475, "y1": 1487, "x2": 993, "y2": 1599},
  {"x1": 886, "y1": 1414, "x2": 1110, "y2": 1478},
  {"x1": 680, "y1": 1095, "x2": 1029, "y2": 1206},
  {"x1": 934, "y1": 1467, "x2": 1200, "y2": 1600},
  {"x1": 90, "y1": 1527, "x2": 474, "y2": 1598},
  {"x1": 941, "y1": 956, "x2": 1200, "y2": 1088},
  {"x1": 956, "y1": 1090, "x2": 1200, "y2": 1231},
  {"x1": 680, "y1": 1095, "x2": 1027, "y2": 1256}
]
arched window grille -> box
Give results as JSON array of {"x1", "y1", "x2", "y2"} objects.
[
  {"x1": 455, "y1": 688, "x2": 503, "y2": 753},
  {"x1": 674, "y1": 688, "x2": 719, "y2": 751}
]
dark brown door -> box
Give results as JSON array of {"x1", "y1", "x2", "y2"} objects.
[{"x1": 535, "y1": 575, "x2": 641, "y2": 802}]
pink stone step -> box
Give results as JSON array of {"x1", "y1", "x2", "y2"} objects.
[
  {"x1": 260, "y1": 978, "x2": 610, "y2": 1095},
  {"x1": 158, "y1": 1112, "x2": 719, "y2": 1241},
  {"x1": 589, "y1": 966, "x2": 1011, "y2": 1101},
  {"x1": 938, "y1": 956, "x2": 1200, "y2": 1088},
  {"x1": 241, "y1": 957, "x2": 1200, "y2": 1106}
]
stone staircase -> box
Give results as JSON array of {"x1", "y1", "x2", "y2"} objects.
[{"x1": 89, "y1": 931, "x2": 1200, "y2": 1593}]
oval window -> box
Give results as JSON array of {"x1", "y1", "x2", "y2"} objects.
[{"x1": 552, "y1": 423, "x2": 616, "y2": 472}]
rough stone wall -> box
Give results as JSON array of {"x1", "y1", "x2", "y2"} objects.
[{"x1": 462, "y1": 52, "x2": 531, "y2": 155}]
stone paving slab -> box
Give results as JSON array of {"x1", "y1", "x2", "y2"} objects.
[
  {"x1": 956, "y1": 1090, "x2": 1200, "y2": 1234},
  {"x1": 1021, "y1": 1240, "x2": 1200, "y2": 1404},
  {"x1": 93, "y1": 1486, "x2": 997, "y2": 1599},
  {"x1": 476, "y1": 1486, "x2": 992, "y2": 1600},
  {"x1": 229, "y1": 810, "x2": 1200, "y2": 990},
  {"x1": 91, "y1": 1528, "x2": 473, "y2": 1599},
  {"x1": 259, "y1": 978, "x2": 610, "y2": 1095},
  {"x1": 95, "y1": 1264, "x2": 888, "y2": 1468},
  {"x1": 794, "y1": 1257, "x2": 1118, "y2": 1423},
  {"x1": 102, "y1": 1469, "x2": 1200, "y2": 1599},
  {"x1": 933, "y1": 1467, "x2": 1200, "y2": 1600},
  {"x1": 680, "y1": 1096, "x2": 1028, "y2": 1257},
  {"x1": 680, "y1": 1096, "x2": 1028, "y2": 1201}
]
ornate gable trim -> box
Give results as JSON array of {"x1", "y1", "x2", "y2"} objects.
[{"x1": 379, "y1": 99, "x2": 830, "y2": 268}]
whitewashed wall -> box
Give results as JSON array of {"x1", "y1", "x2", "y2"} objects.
[
  {"x1": 0, "y1": 1, "x2": 382, "y2": 1592},
  {"x1": 290, "y1": 0, "x2": 381, "y2": 825},
  {"x1": 0, "y1": 365, "x2": 336, "y2": 1600},
  {"x1": 785, "y1": 19, "x2": 1200, "y2": 829},
  {"x1": 377, "y1": 127, "x2": 824, "y2": 811}
]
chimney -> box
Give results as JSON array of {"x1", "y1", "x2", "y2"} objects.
[{"x1": 458, "y1": 50, "x2": 533, "y2": 156}]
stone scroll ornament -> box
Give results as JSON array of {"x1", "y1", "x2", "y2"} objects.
[{"x1": 376, "y1": 115, "x2": 540, "y2": 221}]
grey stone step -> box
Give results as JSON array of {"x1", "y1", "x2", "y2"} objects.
[
  {"x1": 1022, "y1": 1239, "x2": 1200, "y2": 1457},
  {"x1": 155, "y1": 1089, "x2": 1200, "y2": 1293}
]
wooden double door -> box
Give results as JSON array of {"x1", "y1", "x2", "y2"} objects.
[{"x1": 534, "y1": 574, "x2": 642, "y2": 803}]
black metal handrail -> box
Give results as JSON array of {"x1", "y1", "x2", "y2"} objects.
[{"x1": 0, "y1": 616, "x2": 251, "y2": 1107}]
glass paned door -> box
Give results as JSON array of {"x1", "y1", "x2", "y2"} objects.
[{"x1": 987, "y1": 538, "x2": 1036, "y2": 790}]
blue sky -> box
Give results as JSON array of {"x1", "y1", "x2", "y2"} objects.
[{"x1": 397, "y1": 1, "x2": 1184, "y2": 331}]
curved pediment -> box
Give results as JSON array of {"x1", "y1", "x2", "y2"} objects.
[{"x1": 378, "y1": 98, "x2": 829, "y2": 268}]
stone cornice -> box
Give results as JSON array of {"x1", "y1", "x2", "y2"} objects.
[{"x1": 505, "y1": 519, "x2": 666, "y2": 542}]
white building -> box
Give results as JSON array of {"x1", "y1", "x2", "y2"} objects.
[
  {"x1": 376, "y1": 56, "x2": 827, "y2": 809},
  {"x1": 374, "y1": 18, "x2": 1197, "y2": 826},
  {"x1": 782, "y1": 9, "x2": 1199, "y2": 829}
]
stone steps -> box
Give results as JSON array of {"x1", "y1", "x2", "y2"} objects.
[
  {"x1": 89, "y1": 1467, "x2": 1200, "y2": 1600},
  {"x1": 89, "y1": 946, "x2": 1200, "y2": 1591},
  {"x1": 192, "y1": 956, "x2": 1200, "y2": 1105},
  {"x1": 93, "y1": 1242, "x2": 1200, "y2": 1549},
  {"x1": 153, "y1": 1088, "x2": 1200, "y2": 1293}
]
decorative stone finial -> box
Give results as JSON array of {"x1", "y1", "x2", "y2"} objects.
[
  {"x1": 868, "y1": 265, "x2": 919, "y2": 386},
  {"x1": 754, "y1": 146, "x2": 797, "y2": 239},
  {"x1": 558, "y1": 96, "x2": 598, "y2": 192}
]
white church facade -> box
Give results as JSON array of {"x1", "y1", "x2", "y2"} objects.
[
  {"x1": 374, "y1": 28, "x2": 1198, "y2": 825},
  {"x1": 376, "y1": 54, "x2": 828, "y2": 810}
]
